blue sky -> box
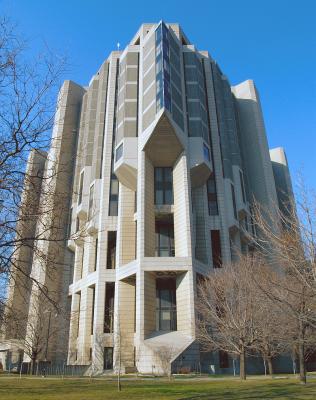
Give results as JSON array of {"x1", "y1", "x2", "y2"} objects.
[{"x1": 3, "y1": 0, "x2": 316, "y2": 190}]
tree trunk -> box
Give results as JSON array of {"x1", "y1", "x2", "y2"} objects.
[
  {"x1": 298, "y1": 342, "x2": 306, "y2": 384},
  {"x1": 239, "y1": 349, "x2": 246, "y2": 380},
  {"x1": 30, "y1": 358, "x2": 36, "y2": 375},
  {"x1": 117, "y1": 376, "x2": 121, "y2": 391},
  {"x1": 263, "y1": 358, "x2": 267, "y2": 376},
  {"x1": 168, "y1": 370, "x2": 172, "y2": 381},
  {"x1": 267, "y1": 357, "x2": 274, "y2": 377},
  {"x1": 298, "y1": 318, "x2": 307, "y2": 385}
]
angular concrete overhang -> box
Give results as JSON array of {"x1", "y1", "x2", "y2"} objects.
[
  {"x1": 224, "y1": 178, "x2": 239, "y2": 230},
  {"x1": 67, "y1": 239, "x2": 76, "y2": 252},
  {"x1": 116, "y1": 260, "x2": 138, "y2": 281},
  {"x1": 69, "y1": 275, "x2": 96, "y2": 296},
  {"x1": 87, "y1": 179, "x2": 102, "y2": 235},
  {"x1": 114, "y1": 137, "x2": 138, "y2": 191},
  {"x1": 188, "y1": 137, "x2": 212, "y2": 187},
  {"x1": 142, "y1": 257, "x2": 192, "y2": 272},
  {"x1": 143, "y1": 331, "x2": 194, "y2": 362},
  {"x1": 76, "y1": 166, "x2": 92, "y2": 220},
  {"x1": 0, "y1": 339, "x2": 24, "y2": 352},
  {"x1": 116, "y1": 257, "x2": 192, "y2": 281},
  {"x1": 142, "y1": 110, "x2": 185, "y2": 166}
]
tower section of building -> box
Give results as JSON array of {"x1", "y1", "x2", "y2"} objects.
[
  {"x1": 65, "y1": 22, "x2": 283, "y2": 373},
  {"x1": 1, "y1": 22, "x2": 295, "y2": 375}
]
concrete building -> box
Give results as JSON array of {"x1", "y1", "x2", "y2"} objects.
[{"x1": 1, "y1": 22, "x2": 294, "y2": 374}]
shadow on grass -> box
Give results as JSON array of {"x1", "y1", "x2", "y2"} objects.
[
  {"x1": 0, "y1": 377, "x2": 316, "y2": 400},
  {"x1": 178, "y1": 382, "x2": 316, "y2": 400}
]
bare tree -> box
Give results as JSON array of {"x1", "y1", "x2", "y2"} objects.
[
  {"x1": 254, "y1": 264, "x2": 315, "y2": 383},
  {"x1": 114, "y1": 307, "x2": 122, "y2": 392},
  {"x1": 0, "y1": 19, "x2": 93, "y2": 381},
  {"x1": 251, "y1": 182, "x2": 316, "y2": 384},
  {"x1": 196, "y1": 256, "x2": 261, "y2": 380},
  {"x1": 250, "y1": 263, "x2": 290, "y2": 376},
  {"x1": 0, "y1": 16, "x2": 68, "y2": 322},
  {"x1": 5, "y1": 290, "x2": 69, "y2": 375}
]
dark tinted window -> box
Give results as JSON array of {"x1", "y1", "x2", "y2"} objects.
[{"x1": 154, "y1": 167, "x2": 173, "y2": 205}]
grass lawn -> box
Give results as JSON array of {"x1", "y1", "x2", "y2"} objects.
[{"x1": 0, "y1": 376, "x2": 316, "y2": 400}]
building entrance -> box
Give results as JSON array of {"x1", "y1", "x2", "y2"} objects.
[{"x1": 156, "y1": 277, "x2": 177, "y2": 331}]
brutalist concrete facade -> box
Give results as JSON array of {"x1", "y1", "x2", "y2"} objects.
[{"x1": 1, "y1": 22, "x2": 294, "y2": 375}]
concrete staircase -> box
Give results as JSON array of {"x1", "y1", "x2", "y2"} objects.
[{"x1": 137, "y1": 331, "x2": 194, "y2": 374}]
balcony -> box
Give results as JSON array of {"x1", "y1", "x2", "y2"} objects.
[
  {"x1": 76, "y1": 166, "x2": 92, "y2": 221},
  {"x1": 188, "y1": 137, "x2": 212, "y2": 187},
  {"x1": 114, "y1": 137, "x2": 138, "y2": 191},
  {"x1": 86, "y1": 179, "x2": 101, "y2": 235}
]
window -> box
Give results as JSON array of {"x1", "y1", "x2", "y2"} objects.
[
  {"x1": 88, "y1": 184, "x2": 94, "y2": 220},
  {"x1": 135, "y1": 221, "x2": 137, "y2": 259},
  {"x1": 78, "y1": 171, "x2": 84, "y2": 205},
  {"x1": 106, "y1": 231, "x2": 117, "y2": 269},
  {"x1": 67, "y1": 207, "x2": 73, "y2": 239},
  {"x1": 203, "y1": 144, "x2": 210, "y2": 162},
  {"x1": 188, "y1": 119, "x2": 202, "y2": 137},
  {"x1": 68, "y1": 250, "x2": 75, "y2": 284},
  {"x1": 211, "y1": 230, "x2": 222, "y2": 268},
  {"x1": 108, "y1": 59, "x2": 119, "y2": 216},
  {"x1": 155, "y1": 216, "x2": 175, "y2": 257},
  {"x1": 239, "y1": 170, "x2": 246, "y2": 203},
  {"x1": 99, "y1": 64, "x2": 110, "y2": 179},
  {"x1": 108, "y1": 176, "x2": 119, "y2": 216},
  {"x1": 156, "y1": 89, "x2": 164, "y2": 111},
  {"x1": 186, "y1": 83, "x2": 199, "y2": 99},
  {"x1": 184, "y1": 53, "x2": 210, "y2": 141},
  {"x1": 206, "y1": 174, "x2": 218, "y2": 215},
  {"x1": 231, "y1": 183, "x2": 237, "y2": 219},
  {"x1": 104, "y1": 347, "x2": 113, "y2": 370},
  {"x1": 154, "y1": 167, "x2": 173, "y2": 205},
  {"x1": 185, "y1": 67, "x2": 197, "y2": 82},
  {"x1": 93, "y1": 238, "x2": 98, "y2": 272},
  {"x1": 156, "y1": 277, "x2": 177, "y2": 331},
  {"x1": 219, "y1": 350, "x2": 229, "y2": 368},
  {"x1": 104, "y1": 283, "x2": 115, "y2": 333},
  {"x1": 155, "y1": 22, "x2": 171, "y2": 113},
  {"x1": 115, "y1": 143, "x2": 123, "y2": 162},
  {"x1": 184, "y1": 52, "x2": 196, "y2": 66},
  {"x1": 76, "y1": 292, "x2": 81, "y2": 338},
  {"x1": 172, "y1": 101, "x2": 184, "y2": 130},
  {"x1": 89, "y1": 348, "x2": 92, "y2": 361},
  {"x1": 188, "y1": 100, "x2": 200, "y2": 116},
  {"x1": 79, "y1": 246, "x2": 85, "y2": 279},
  {"x1": 90, "y1": 285, "x2": 95, "y2": 334}
]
